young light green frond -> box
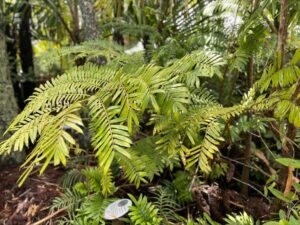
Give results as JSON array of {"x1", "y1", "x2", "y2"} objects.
[
  {"x1": 258, "y1": 64, "x2": 300, "y2": 91},
  {"x1": 17, "y1": 103, "x2": 83, "y2": 186},
  {"x1": 153, "y1": 103, "x2": 223, "y2": 172},
  {"x1": 186, "y1": 118, "x2": 224, "y2": 172},
  {"x1": 99, "y1": 167, "x2": 115, "y2": 196},
  {"x1": 167, "y1": 51, "x2": 224, "y2": 88},
  {"x1": 155, "y1": 128, "x2": 181, "y2": 157},
  {"x1": 7, "y1": 64, "x2": 115, "y2": 131},
  {"x1": 0, "y1": 112, "x2": 52, "y2": 155},
  {"x1": 157, "y1": 82, "x2": 190, "y2": 115},
  {"x1": 132, "y1": 65, "x2": 166, "y2": 112},
  {"x1": 183, "y1": 91, "x2": 260, "y2": 171},
  {"x1": 108, "y1": 74, "x2": 141, "y2": 132},
  {"x1": 88, "y1": 92, "x2": 132, "y2": 173}
]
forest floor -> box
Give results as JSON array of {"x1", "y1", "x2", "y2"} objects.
[
  {"x1": 0, "y1": 165, "x2": 273, "y2": 224},
  {"x1": 0, "y1": 165, "x2": 63, "y2": 225}
]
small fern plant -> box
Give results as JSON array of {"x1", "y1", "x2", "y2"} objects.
[{"x1": 128, "y1": 194, "x2": 163, "y2": 225}]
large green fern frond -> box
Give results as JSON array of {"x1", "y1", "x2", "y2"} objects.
[
  {"x1": 17, "y1": 103, "x2": 84, "y2": 185},
  {"x1": 5, "y1": 64, "x2": 114, "y2": 133},
  {"x1": 258, "y1": 64, "x2": 300, "y2": 92},
  {"x1": 88, "y1": 91, "x2": 132, "y2": 173}
]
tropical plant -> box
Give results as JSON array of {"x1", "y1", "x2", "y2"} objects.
[
  {"x1": 0, "y1": 44, "x2": 228, "y2": 186},
  {"x1": 128, "y1": 194, "x2": 163, "y2": 225}
]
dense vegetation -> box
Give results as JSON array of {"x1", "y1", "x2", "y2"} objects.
[{"x1": 1, "y1": 0, "x2": 300, "y2": 224}]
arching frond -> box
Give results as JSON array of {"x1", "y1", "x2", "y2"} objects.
[
  {"x1": 17, "y1": 103, "x2": 84, "y2": 186},
  {"x1": 258, "y1": 64, "x2": 300, "y2": 92},
  {"x1": 6, "y1": 63, "x2": 115, "y2": 132},
  {"x1": 41, "y1": 39, "x2": 125, "y2": 66},
  {"x1": 88, "y1": 92, "x2": 132, "y2": 173},
  {"x1": 167, "y1": 50, "x2": 224, "y2": 88}
]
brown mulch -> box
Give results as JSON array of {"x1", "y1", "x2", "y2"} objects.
[
  {"x1": 0, "y1": 166, "x2": 64, "y2": 225},
  {"x1": 192, "y1": 183, "x2": 271, "y2": 221}
]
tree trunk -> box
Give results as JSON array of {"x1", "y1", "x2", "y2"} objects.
[
  {"x1": 277, "y1": 0, "x2": 288, "y2": 67},
  {"x1": 241, "y1": 57, "x2": 254, "y2": 196},
  {"x1": 79, "y1": 0, "x2": 100, "y2": 41},
  {"x1": 276, "y1": 0, "x2": 294, "y2": 195},
  {"x1": 5, "y1": 23, "x2": 20, "y2": 105},
  {"x1": 78, "y1": 0, "x2": 106, "y2": 65},
  {"x1": 113, "y1": 0, "x2": 124, "y2": 45},
  {"x1": 19, "y1": 0, "x2": 36, "y2": 108},
  {"x1": 139, "y1": 0, "x2": 152, "y2": 63},
  {"x1": 67, "y1": 0, "x2": 81, "y2": 44},
  {"x1": 0, "y1": 3, "x2": 25, "y2": 167},
  {"x1": 241, "y1": 0, "x2": 258, "y2": 196}
]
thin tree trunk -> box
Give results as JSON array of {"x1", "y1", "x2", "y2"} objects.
[
  {"x1": 19, "y1": 0, "x2": 35, "y2": 108},
  {"x1": 277, "y1": 0, "x2": 288, "y2": 67},
  {"x1": 276, "y1": 0, "x2": 294, "y2": 195},
  {"x1": 67, "y1": 0, "x2": 80, "y2": 43},
  {"x1": 241, "y1": 0, "x2": 258, "y2": 196},
  {"x1": 241, "y1": 57, "x2": 254, "y2": 196},
  {"x1": 5, "y1": 23, "x2": 20, "y2": 105},
  {"x1": 139, "y1": 0, "x2": 152, "y2": 63},
  {"x1": 19, "y1": 0, "x2": 34, "y2": 76},
  {"x1": 0, "y1": 2, "x2": 25, "y2": 167},
  {"x1": 113, "y1": 0, "x2": 124, "y2": 45}
]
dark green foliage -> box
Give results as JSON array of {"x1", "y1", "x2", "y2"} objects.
[{"x1": 128, "y1": 194, "x2": 163, "y2": 225}]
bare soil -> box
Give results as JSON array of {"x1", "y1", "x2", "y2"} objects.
[{"x1": 0, "y1": 166, "x2": 63, "y2": 225}]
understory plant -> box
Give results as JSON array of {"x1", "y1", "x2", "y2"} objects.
[{"x1": 1, "y1": 40, "x2": 300, "y2": 224}]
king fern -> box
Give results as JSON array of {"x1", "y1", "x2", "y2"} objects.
[{"x1": 1, "y1": 42, "x2": 296, "y2": 190}]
